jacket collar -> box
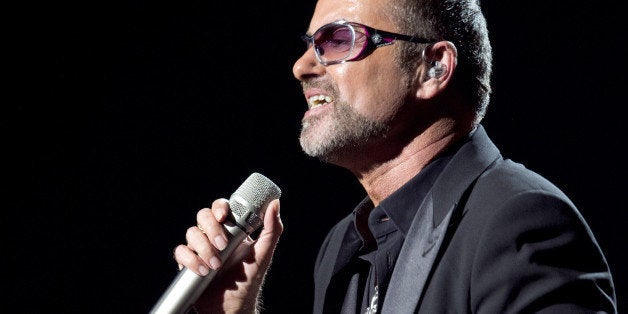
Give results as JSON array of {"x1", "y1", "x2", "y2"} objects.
[
  {"x1": 313, "y1": 125, "x2": 502, "y2": 313},
  {"x1": 381, "y1": 125, "x2": 502, "y2": 313}
]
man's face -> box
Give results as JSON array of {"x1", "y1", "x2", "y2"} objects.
[{"x1": 293, "y1": 0, "x2": 415, "y2": 164}]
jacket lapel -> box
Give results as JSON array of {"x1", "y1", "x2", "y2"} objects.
[
  {"x1": 313, "y1": 215, "x2": 353, "y2": 314},
  {"x1": 381, "y1": 192, "x2": 452, "y2": 313},
  {"x1": 381, "y1": 125, "x2": 501, "y2": 313}
]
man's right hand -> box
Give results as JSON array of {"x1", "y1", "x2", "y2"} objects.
[{"x1": 173, "y1": 198, "x2": 283, "y2": 313}]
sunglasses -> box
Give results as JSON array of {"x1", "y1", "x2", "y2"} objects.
[{"x1": 302, "y1": 20, "x2": 435, "y2": 66}]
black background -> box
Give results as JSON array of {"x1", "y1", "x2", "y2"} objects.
[{"x1": 6, "y1": 0, "x2": 626, "y2": 312}]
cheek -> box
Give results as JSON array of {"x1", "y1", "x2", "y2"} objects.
[{"x1": 337, "y1": 64, "x2": 409, "y2": 121}]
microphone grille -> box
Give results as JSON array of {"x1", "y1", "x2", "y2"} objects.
[{"x1": 229, "y1": 173, "x2": 281, "y2": 228}]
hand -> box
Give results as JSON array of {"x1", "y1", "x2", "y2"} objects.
[{"x1": 173, "y1": 198, "x2": 283, "y2": 314}]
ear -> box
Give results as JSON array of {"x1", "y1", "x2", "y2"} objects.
[{"x1": 416, "y1": 41, "x2": 458, "y2": 99}]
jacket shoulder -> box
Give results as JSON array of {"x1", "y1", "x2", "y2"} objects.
[{"x1": 472, "y1": 158, "x2": 573, "y2": 208}]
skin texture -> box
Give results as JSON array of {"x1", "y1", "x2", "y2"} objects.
[
  {"x1": 295, "y1": 0, "x2": 464, "y2": 205},
  {"x1": 174, "y1": 0, "x2": 466, "y2": 312}
]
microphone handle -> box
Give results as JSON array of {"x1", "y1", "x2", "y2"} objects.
[{"x1": 150, "y1": 218, "x2": 248, "y2": 314}]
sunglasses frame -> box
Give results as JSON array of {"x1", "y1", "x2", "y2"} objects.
[{"x1": 302, "y1": 20, "x2": 435, "y2": 66}]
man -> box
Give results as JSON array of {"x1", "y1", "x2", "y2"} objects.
[{"x1": 174, "y1": 0, "x2": 617, "y2": 312}]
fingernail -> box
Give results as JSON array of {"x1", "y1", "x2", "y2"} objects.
[
  {"x1": 209, "y1": 256, "x2": 222, "y2": 269},
  {"x1": 215, "y1": 235, "x2": 228, "y2": 251},
  {"x1": 216, "y1": 209, "x2": 227, "y2": 221},
  {"x1": 198, "y1": 265, "x2": 209, "y2": 276}
]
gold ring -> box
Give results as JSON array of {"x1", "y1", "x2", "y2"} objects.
[{"x1": 197, "y1": 224, "x2": 205, "y2": 233}]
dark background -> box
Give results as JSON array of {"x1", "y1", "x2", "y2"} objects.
[{"x1": 6, "y1": 0, "x2": 626, "y2": 312}]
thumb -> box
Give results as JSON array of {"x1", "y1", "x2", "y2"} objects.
[{"x1": 253, "y1": 199, "x2": 283, "y2": 267}]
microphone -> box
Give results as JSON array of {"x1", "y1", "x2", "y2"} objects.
[{"x1": 150, "y1": 172, "x2": 282, "y2": 314}]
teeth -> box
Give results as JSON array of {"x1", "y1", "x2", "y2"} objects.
[{"x1": 307, "y1": 95, "x2": 333, "y2": 109}]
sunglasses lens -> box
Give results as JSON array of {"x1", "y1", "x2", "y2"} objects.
[{"x1": 314, "y1": 24, "x2": 355, "y2": 64}]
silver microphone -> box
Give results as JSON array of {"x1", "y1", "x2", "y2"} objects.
[{"x1": 150, "y1": 172, "x2": 282, "y2": 314}]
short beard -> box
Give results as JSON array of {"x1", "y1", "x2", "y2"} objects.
[{"x1": 299, "y1": 99, "x2": 389, "y2": 163}]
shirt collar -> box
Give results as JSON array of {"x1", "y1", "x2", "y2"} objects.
[
  {"x1": 374, "y1": 154, "x2": 452, "y2": 236},
  {"x1": 349, "y1": 132, "x2": 472, "y2": 244}
]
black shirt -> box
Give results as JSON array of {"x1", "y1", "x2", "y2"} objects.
[{"x1": 331, "y1": 153, "x2": 454, "y2": 313}]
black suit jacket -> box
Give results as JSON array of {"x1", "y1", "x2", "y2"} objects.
[{"x1": 313, "y1": 125, "x2": 616, "y2": 313}]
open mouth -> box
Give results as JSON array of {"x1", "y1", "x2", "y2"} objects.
[{"x1": 307, "y1": 94, "x2": 333, "y2": 110}]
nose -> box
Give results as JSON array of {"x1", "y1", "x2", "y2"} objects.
[{"x1": 292, "y1": 47, "x2": 326, "y2": 81}]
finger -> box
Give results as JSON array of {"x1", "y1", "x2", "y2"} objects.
[
  {"x1": 173, "y1": 244, "x2": 210, "y2": 276},
  {"x1": 195, "y1": 198, "x2": 228, "y2": 232},
  {"x1": 185, "y1": 225, "x2": 223, "y2": 270},
  {"x1": 210, "y1": 198, "x2": 230, "y2": 222},
  {"x1": 197, "y1": 206, "x2": 229, "y2": 253},
  {"x1": 195, "y1": 207, "x2": 213, "y2": 236}
]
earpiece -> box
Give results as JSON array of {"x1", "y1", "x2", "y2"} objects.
[{"x1": 427, "y1": 61, "x2": 446, "y2": 79}]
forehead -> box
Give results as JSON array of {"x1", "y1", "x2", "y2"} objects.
[{"x1": 310, "y1": 0, "x2": 393, "y2": 31}]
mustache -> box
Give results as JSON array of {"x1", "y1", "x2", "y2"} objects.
[{"x1": 301, "y1": 79, "x2": 338, "y2": 96}]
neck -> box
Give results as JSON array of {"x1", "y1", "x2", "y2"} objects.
[{"x1": 348, "y1": 120, "x2": 470, "y2": 206}]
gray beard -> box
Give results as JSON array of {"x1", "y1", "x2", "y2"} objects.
[{"x1": 299, "y1": 99, "x2": 389, "y2": 162}]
